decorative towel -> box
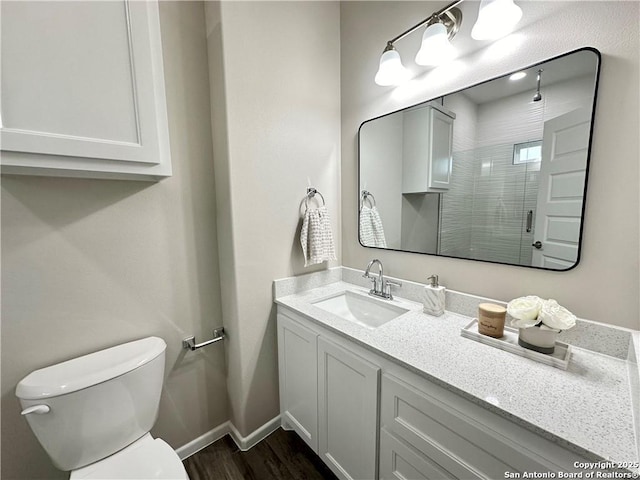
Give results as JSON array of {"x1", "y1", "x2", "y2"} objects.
[
  {"x1": 359, "y1": 205, "x2": 387, "y2": 248},
  {"x1": 301, "y1": 206, "x2": 337, "y2": 267}
]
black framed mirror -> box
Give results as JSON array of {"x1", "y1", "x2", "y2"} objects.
[{"x1": 358, "y1": 47, "x2": 600, "y2": 271}]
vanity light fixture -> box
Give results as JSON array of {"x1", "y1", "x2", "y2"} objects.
[
  {"x1": 374, "y1": 0, "x2": 523, "y2": 86},
  {"x1": 374, "y1": 2, "x2": 462, "y2": 86}
]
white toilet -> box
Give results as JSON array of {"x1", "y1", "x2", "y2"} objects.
[{"x1": 16, "y1": 336, "x2": 189, "y2": 479}]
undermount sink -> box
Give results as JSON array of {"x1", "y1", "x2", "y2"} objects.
[{"x1": 312, "y1": 290, "x2": 409, "y2": 329}]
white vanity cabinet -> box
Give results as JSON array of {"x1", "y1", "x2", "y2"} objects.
[
  {"x1": 277, "y1": 304, "x2": 599, "y2": 480},
  {"x1": 0, "y1": 1, "x2": 171, "y2": 180},
  {"x1": 402, "y1": 106, "x2": 454, "y2": 193},
  {"x1": 277, "y1": 308, "x2": 380, "y2": 480}
]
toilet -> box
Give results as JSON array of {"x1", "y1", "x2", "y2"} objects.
[{"x1": 16, "y1": 337, "x2": 189, "y2": 479}]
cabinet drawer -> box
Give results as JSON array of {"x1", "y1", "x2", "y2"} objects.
[
  {"x1": 381, "y1": 373, "x2": 581, "y2": 479},
  {"x1": 380, "y1": 428, "x2": 458, "y2": 480}
]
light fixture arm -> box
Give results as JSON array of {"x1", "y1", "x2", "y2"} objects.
[{"x1": 386, "y1": 0, "x2": 464, "y2": 46}]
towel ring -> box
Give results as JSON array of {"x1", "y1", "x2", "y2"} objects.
[
  {"x1": 361, "y1": 190, "x2": 376, "y2": 208},
  {"x1": 306, "y1": 187, "x2": 326, "y2": 208}
]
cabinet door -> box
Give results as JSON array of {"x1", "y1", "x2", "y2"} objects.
[
  {"x1": 402, "y1": 106, "x2": 453, "y2": 193},
  {"x1": 427, "y1": 109, "x2": 453, "y2": 190},
  {"x1": 318, "y1": 337, "x2": 380, "y2": 480},
  {"x1": 277, "y1": 313, "x2": 318, "y2": 452},
  {"x1": 0, "y1": 1, "x2": 171, "y2": 180},
  {"x1": 402, "y1": 107, "x2": 431, "y2": 194}
]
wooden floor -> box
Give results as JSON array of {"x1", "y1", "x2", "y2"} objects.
[{"x1": 183, "y1": 428, "x2": 338, "y2": 480}]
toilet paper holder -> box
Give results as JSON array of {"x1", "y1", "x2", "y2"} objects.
[{"x1": 182, "y1": 327, "x2": 225, "y2": 351}]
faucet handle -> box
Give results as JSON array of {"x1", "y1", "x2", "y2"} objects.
[
  {"x1": 384, "y1": 280, "x2": 402, "y2": 299},
  {"x1": 365, "y1": 274, "x2": 379, "y2": 292}
]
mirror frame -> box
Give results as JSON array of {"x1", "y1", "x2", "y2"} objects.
[{"x1": 357, "y1": 47, "x2": 601, "y2": 271}]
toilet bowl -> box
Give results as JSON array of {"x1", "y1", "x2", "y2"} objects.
[{"x1": 16, "y1": 337, "x2": 189, "y2": 480}]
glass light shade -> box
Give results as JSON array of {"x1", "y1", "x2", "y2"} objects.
[
  {"x1": 471, "y1": 0, "x2": 523, "y2": 41},
  {"x1": 415, "y1": 22, "x2": 456, "y2": 66},
  {"x1": 374, "y1": 48, "x2": 409, "y2": 86}
]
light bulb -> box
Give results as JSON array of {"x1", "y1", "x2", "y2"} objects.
[
  {"x1": 415, "y1": 22, "x2": 456, "y2": 67},
  {"x1": 472, "y1": 0, "x2": 523, "y2": 41},
  {"x1": 374, "y1": 46, "x2": 410, "y2": 86}
]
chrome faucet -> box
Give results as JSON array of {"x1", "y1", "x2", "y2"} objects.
[{"x1": 363, "y1": 259, "x2": 402, "y2": 300}]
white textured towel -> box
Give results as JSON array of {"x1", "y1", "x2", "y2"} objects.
[
  {"x1": 359, "y1": 205, "x2": 387, "y2": 248},
  {"x1": 301, "y1": 206, "x2": 337, "y2": 267}
]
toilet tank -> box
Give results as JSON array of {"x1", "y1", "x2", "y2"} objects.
[{"x1": 16, "y1": 337, "x2": 166, "y2": 471}]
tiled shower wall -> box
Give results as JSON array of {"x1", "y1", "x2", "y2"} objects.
[
  {"x1": 438, "y1": 73, "x2": 595, "y2": 267},
  {"x1": 439, "y1": 144, "x2": 539, "y2": 266}
]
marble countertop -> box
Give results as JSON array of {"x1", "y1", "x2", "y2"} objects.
[{"x1": 275, "y1": 280, "x2": 638, "y2": 466}]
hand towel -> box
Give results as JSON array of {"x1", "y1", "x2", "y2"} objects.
[
  {"x1": 359, "y1": 205, "x2": 387, "y2": 248},
  {"x1": 301, "y1": 205, "x2": 337, "y2": 267}
]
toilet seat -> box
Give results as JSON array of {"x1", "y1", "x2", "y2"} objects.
[{"x1": 70, "y1": 434, "x2": 188, "y2": 480}]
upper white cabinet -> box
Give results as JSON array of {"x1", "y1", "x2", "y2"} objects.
[
  {"x1": 402, "y1": 106, "x2": 454, "y2": 193},
  {"x1": 0, "y1": 1, "x2": 171, "y2": 180}
]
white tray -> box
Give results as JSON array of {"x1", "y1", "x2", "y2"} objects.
[{"x1": 461, "y1": 319, "x2": 571, "y2": 370}]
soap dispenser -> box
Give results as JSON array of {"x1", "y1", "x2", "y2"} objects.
[{"x1": 423, "y1": 274, "x2": 446, "y2": 317}]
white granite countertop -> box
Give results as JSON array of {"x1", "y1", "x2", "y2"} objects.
[{"x1": 275, "y1": 280, "x2": 638, "y2": 466}]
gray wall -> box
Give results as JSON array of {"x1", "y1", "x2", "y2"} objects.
[
  {"x1": 1, "y1": 3, "x2": 228, "y2": 478},
  {"x1": 340, "y1": 1, "x2": 640, "y2": 330},
  {"x1": 205, "y1": 1, "x2": 341, "y2": 437}
]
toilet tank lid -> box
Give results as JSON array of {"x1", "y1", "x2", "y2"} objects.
[{"x1": 16, "y1": 337, "x2": 166, "y2": 400}]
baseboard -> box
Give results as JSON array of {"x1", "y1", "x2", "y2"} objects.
[
  {"x1": 175, "y1": 421, "x2": 231, "y2": 460},
  {"x1": 176, "y1": 415, "x2": 282, "y2": 459},
  {"x1": 228, "y1": 415, "x2": 282, "y2": 451}
]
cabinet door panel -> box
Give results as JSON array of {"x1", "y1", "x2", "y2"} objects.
[
  {"x1": 318, "y1": 337, "x2": 379, "y2": 480},
  {"x1": 277, "y1": 313, "x2": 318, "y2": 452},
  {"x1": 401, "y1": 106, "x2": 453, "y2": 193},
  {"x1": 428, "y1": 109, "x2": 453, "y2": 189},
  {"x1": 0, "y1": 0, "x2": 171, "y2": 179}
]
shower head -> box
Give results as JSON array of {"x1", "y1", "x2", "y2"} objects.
[{"x1": 533, "y1": 69, "x2": 543, "y2": 102}]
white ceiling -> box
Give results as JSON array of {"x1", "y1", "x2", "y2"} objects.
[{"x1": 458, "y1": 49, "x2": 598, "y2": 105}]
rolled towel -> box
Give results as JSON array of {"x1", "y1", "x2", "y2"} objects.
[{"x1": 301, "y1": 206, "x2": 337, "y2": 267}]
